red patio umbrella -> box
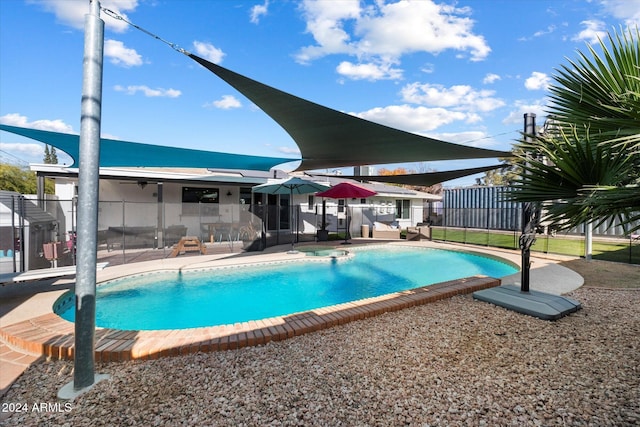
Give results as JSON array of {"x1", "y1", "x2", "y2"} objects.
[
  {"x1": 316, "y1": 182, "x2": 378, "y2": 199},
  {"x1": 316, "y1": 182, "x2": 377, "y2": 243}
]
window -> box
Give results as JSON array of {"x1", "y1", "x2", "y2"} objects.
[
  {"x1": 396, "y1": 199, "x2": 410, "y2": 219},
  {"x1": 308, "y1": 195, "x2": 314, "y2": 210},
  {"x1": 182, "y1": 187, "x2": 219, "y2": 216},
  {"x1": 239, "y1": 187, "x2": 252, "y2": 205}
]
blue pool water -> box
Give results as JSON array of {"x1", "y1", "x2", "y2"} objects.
[{"x1": 56, "y1": 246, "x2": 517, "y2": 330}]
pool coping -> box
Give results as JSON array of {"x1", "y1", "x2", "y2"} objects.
[{"x1": 0, "y1": 275, "x2": 500, "y2": 362}]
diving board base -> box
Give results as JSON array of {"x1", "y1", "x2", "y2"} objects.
[{"x1": 473, "y1": 285, "x2": 581, "y2": 321}]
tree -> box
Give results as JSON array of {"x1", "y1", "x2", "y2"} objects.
[
  {"x1": 475, "y1": 162, "x2": 520, "y2": 186},
  {"x1": 509, "y1": 27, "x2": 640, "y2": 233},
  {"x1": 378, "y1": 166, "x2": 443, "y2": 194},
  {"x1": 0, "y1": 164, "x2": 55, "y2": 194},
  {"x1": 50, "y1": 146, "x2": 58, "y2": 164},
  {"x1": 43, "y1": 145, "x2": 58, "y2": 164}
]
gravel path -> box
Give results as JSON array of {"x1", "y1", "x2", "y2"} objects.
[{"x1": 2, "y1": 287, "x2": 639, "y2": 426}]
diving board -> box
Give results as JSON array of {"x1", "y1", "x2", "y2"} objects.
[{"x1": 0, "y1": 262, "x2": 109, "y2": 285}]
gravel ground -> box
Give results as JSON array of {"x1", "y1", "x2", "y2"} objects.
[{"x1": 1, "y1": 287, "x2": 639, "y2": 426}]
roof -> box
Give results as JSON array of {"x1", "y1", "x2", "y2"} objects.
[
  {"x1": 29, "y1": 164, "x2": 277, "y2": 186},
  {"x1": 0, "y1": 191, "x2": 57, "y2": 224}
]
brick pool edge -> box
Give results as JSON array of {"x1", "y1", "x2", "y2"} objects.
[{"x1": 0, "y1": 276, "x2": 500, "y2": 362}]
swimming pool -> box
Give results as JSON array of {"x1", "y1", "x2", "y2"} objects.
[{"x1": 55, "y1": 246, "x2": 517, "y2": 330}]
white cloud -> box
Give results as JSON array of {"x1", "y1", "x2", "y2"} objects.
[
  {"x1": 483, "y1": 73, "x2": 501, "y2": 84},
  {"x1": 278, "y1": 146, "x2": 301, "y2": 155},
  {"x1": 28, "y1": 0, "x2": 138, "y2": 33},
  {"x1": 0, "y1": 141, "x2": 48, "y2": 160},
  {"x1": 502, "y1": 100, "x2": 548, "y2": 125},
  {"x1": 114, "y1": 85, "x2": 181, "y2": 97},
  {"x1": 336, "y1": 61, "x2": 403, "y2": 80},
  {"x1": 420, "y1": 63, "x2": 435, "y2": 74},
  {"x1": 524, "y1": 71, "x2": 551, "y2": 91},
  {"x1": 351, "y1": 105, "x2": 467, "y2": 133},
  {"x1": 192, "y1": 41, "x2": 225, "y2": 63},
  {"x1": 400, "y1": 82, "x2": 505, "y2": 112},
  {"x1": 533, "y1": 25, "x2": 557, "y2": 38},
  {"x1": 572, "y1": 19, "x2": 608, "y2": 44},
  {"x1": 598, "y1": 0, "x2": 640, "y2": 29},
  {"x1": 0, "y1": 113, "x2": 74, "y2": 133},
  {"x1": 0, "y1": 113, "x2": 75, "y2": 164},
  {"x1": 250, "y1": 0, "x2": 269, "y2": 24},
  {"x1": 296, "y1": 0, "x2": 361, "y2": 63},
  {"x1": 104, "y1": 39, "x2": 143, "y2": 67},
  {"x1": 205, "y1": 95, "x2": 242, "y2": 109},
  {"x1": 295, "y1": 0, "x2": 490, "y2": 80}
]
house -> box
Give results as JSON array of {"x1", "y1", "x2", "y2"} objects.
[{"x1": 28, "y1": 163, "x2": 441, "y2": 253}]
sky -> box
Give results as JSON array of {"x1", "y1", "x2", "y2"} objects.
[{"x1": 1, "y1": 0, "x2": 638, "y2": 187}]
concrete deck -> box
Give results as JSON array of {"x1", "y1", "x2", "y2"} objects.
[{"x1": 0, "y1": 240, "x2": 585, "y2": 398}]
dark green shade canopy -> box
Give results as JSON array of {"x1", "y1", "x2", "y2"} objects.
[
  {"x1": 189, "y1": 54, "x2": 513, "y2": 172},
  {"x1": 324, "y1": 164, "x2": 506, "y2": 186},
  {"x1": 0, "y1": 124, "x2": 291, "y2": 171}
]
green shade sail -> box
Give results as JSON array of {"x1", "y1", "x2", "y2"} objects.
[
  {"x1": 189, "y1": 54, "x2": 513, "y2": 172},
  {"x1": 0, "y1": 124, "x2": 292, "y2": 171},
  {"x1": 322, "y1": 164, "x2": 506, "y2": 186}
]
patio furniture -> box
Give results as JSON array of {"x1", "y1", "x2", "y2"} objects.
[
  {"x1": 170, "y1": 236, "x2": 206, "y2": 257},
  {"x1": 372, "y1": 221, "x2": 400, "y2": 239}
]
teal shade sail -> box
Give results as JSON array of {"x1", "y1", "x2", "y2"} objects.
[{"x1": 0, "y1": 124, "x2": 293, "y2": 171}]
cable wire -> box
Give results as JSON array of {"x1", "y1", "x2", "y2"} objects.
[{"x1": 100, "y1": 7, "x2": 191, "y2": 56}]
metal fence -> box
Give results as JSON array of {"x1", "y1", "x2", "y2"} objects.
[
  {"x1": 1, "y1": 196, "x2": 419, "y2": 272},
  {"x1": 432, "y1": 207, "x2": 639, "y2": 264},
  {"x1": 5, "y1": 195, "x2": 636, "y2": 271}
]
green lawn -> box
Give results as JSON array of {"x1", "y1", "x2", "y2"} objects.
[{"x1": 430, "y1": 227, "x2": 639, "y2": 264}]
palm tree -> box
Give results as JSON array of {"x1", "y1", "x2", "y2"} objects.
[{"x1": 509, "y1": 27, "x2": 640, "y2": 237}]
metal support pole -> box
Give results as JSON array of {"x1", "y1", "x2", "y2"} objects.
[
  {"x1": 36, "y1": 174, "x2": 45, "y2": 208},
  {"x1": 584, "y1": 220, "x2": 593, "y2": 260},
  {"x1": 73, "y1": 0, "x2": 104, "y2": 391},
  {"x1": 520, "y1": 113, "x2": 537, "y2": 293},
  {"x1": 19, "y1": 196, "x2": 26, "y2": 272}
]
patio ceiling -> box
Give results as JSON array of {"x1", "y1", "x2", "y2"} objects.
[
  {"x1": 188, "y1": 54, "x2": 514, "y2": 172},
  {"x1": 0, "y1": 124, "x2": 291, "y2": 172}
]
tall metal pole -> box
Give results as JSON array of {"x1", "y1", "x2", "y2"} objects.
[
  {"x1": 74, "y1": 0, "x2": 104, "y2": 390},
  {"x1": 519, "y1": 113, "x2": 538, "y2": 292}
]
